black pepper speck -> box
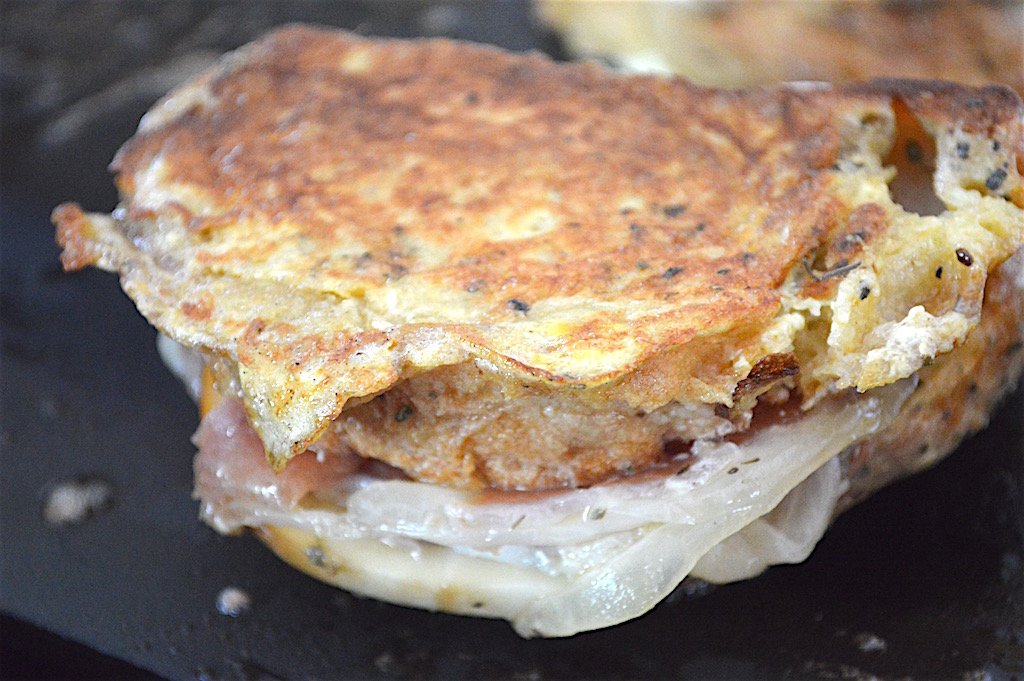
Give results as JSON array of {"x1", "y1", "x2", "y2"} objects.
[
  {"x1": 955, "y1": 142, "x2": 970, "y2": 159},
  {"x1": 508, "y1": 299, "x2": 530, "y2": 313},
  {"x1": 395, "y1": 406, "x2": 414, "y2": 422},
  {"x1": 935, "y1": 266, "x2": 943, "y2": 279},
  {"x1": 905, "y1": 140, "x2": 923, "y2": 164},
  {"x1": 985, "y1": 168, "x2": 1008, "y2": 192},
  {"x1": 663, "y1": 266, "x2": 684, "y2": 279},
  {"x1": 305, "y1": 547, "x2": 326, "y2": 567}
]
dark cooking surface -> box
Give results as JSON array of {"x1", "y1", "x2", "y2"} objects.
[{"x1": 3, "y1": 3, "x2": 1024, "y2": 679}]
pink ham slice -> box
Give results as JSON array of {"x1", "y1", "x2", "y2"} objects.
[{"x1": 193, "y1": 398, "x2": 361, "y2": 520}]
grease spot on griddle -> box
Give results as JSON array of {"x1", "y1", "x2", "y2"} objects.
[
  {"x1": 853, "y1": 631, "x2": 888, "y2": 653},
  {"x1": 216, "y1": 586, "x2": 252, "y2": 617},
  {"x1": 41, "y1": 476, "x2": 114, "y2": 525}
]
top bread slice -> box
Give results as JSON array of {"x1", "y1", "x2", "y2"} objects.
[{"x1": 54, "y1": 26, "x2": 1024, "y2": 486}]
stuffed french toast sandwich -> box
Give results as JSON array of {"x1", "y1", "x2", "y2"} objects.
[{"x1": 54, "y1": 26, "x2": 1024, "y2": 637}]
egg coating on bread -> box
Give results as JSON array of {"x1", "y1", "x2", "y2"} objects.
[{"x1": 55, "y1": 27, "x2": 1024, "y2": 489}]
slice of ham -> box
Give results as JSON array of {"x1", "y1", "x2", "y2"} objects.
[{"x1": 193, "y1": 398, "x2": 361, "y2": 528}]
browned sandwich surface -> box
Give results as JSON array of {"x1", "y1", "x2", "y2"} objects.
[{"x1": 54, "y1": 26, "x2": 1024, "y2": 491}]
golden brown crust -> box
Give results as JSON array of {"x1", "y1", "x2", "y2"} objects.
[
  {"x1": 53, "y1": 203, "x2": 104, "y2": 271},
  {"x1": 732, "y1": 353, "x2": 799, "y2": 402},
  {"x1": 54, "y1": 27, "x2": 1024, "y2": 478}
]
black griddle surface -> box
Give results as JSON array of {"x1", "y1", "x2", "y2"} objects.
[{"x1": 3, "y1": 3, "x2": 1024, "y2": 680}]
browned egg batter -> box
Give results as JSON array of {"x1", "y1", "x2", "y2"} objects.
[{"x1": 54, "y1": 27, "x2": 1024, "y2": 491}]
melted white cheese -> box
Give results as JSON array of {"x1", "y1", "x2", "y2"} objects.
[{"x1": 160, "y1": 335, "x2": 913, "y2": 636}]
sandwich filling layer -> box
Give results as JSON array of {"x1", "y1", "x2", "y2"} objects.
[{"x1": 184, "y1": 346, "x2": 911, "y2": 637}]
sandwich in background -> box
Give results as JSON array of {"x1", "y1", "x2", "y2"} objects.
[{"x1": 536, "y1": 0, "x2": 1024, "y2": 94}]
